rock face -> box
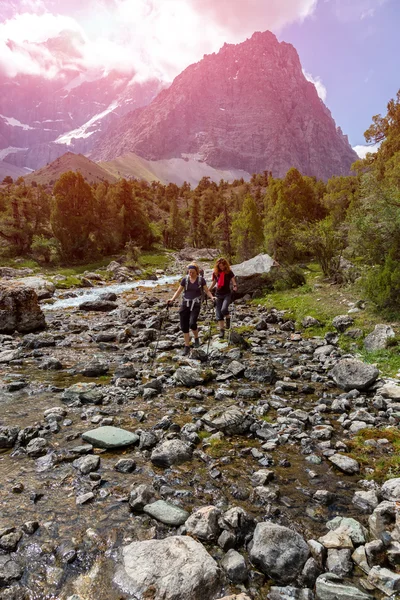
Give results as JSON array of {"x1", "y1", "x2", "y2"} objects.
[
  {"x1": 250, "y1": 522, "x2": 309, "y2": 584},
  {"x1": 92, "y1": 31, "x2": 358, "y2": 181},
  {"x1": 0, "y1": 282, "x2": 45, "y2": 334},
  {"x1": 114, "y1": 536, "x2": 221, "y2": 600}
]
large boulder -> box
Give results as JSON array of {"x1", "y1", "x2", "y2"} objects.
[
  {"x1": 329, "y1": 359, "x2": 379, "y2": 391},
  {"x1": 151, "y1": 439, "x2": 193, "y2": 468},
  {"x1": 0, "y1": 282, "x2": 45, "y2": 333},
  {"x1": 231, "y1": 254, "x2": 279, "y2": 296},
  {"x1": 364, "y1": 324, "x2": 395, "y2": 352},
  {"x1": 250, "y1": 522, "x2": 309, "y2": 584},
  {"x1": 114, "y1": 536, "x2": 221, "y2": 600},
  {"x1": 201, "y1": 405, "x2": 254, "y2": 435}
]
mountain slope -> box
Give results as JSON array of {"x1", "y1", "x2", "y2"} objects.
[
  {"x1": 92, "y1": 31, "x2": 358, "y2": 181},
  {"x1": 100, "y1": 152, "x2": 251, "y2": 186},
  {"x1": 24, "y1": 153, "x2": 117, "y2": 186}
]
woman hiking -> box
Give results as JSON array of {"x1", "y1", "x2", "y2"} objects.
[
  {"x1": 209, "y1": 257, "x2": 238, "y2": 339},
  {"x1": 168, "y1": 263, "x2": 215, "y2": 356}
]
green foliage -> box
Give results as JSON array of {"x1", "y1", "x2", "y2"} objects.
[
  {"x1": 364, "y1": 252, "x2": 400, "y2": 315},
  {"x1": 31, "y1": 235, "x2": 59, "y2": 264},
  {"x1": 125, "y1": 240, "x2": 141, "y2": 267},
  {"x1": 231, "y1": 195, "x2": 264, "y2": 261},
  {"x1": 295, "y1": 216, "x2": 346, "y2": 278}
]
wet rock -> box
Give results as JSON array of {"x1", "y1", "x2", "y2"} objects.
[
  {"x1": 201, "y1": 405, "x2": 254, "y2": 435},
  {"x1": 143, "y1": 500, "x2": 189, "y2": 526},
  {"x1": 39, "y1": 357, "x2": 63, "y2": 370},
  {"x1": 62, "y1": 382, "x2": 104, "y2": 405},
  {"x1": 82, "y1": 426, "x2": 139, "y2": 449},
  {"x1": 0, "y1": 282, "x2": 45, "y2": 334},
  {"x1": 129, "y1": 484, "x2": 157, "y2": 512},
  {"x1": 79, "y1": 300, "x2": 118, "y2": 311},
  {"x1": 151, "y1": 439, "x2": 193, "y2": 468},
  {"x1": 0, "y1": 531, "x2": 22, "y2": 552},
  {"x1": 329, "y1": 360, "x2": 379, "y2": 392},
  {"x1": 221, "y1": 549, "x2": 247, "y2": 583},
  {"x1": 332, "y1": 315, "x2": 354, "y2": 333},
  {"x1": 250, "y1": 522, "x2": 309, "y2": 584},
  {"x1": 381, "y1": 477, "x2": 400, "y2": 501},
  {"x1": 364, "y1": 324, "x2": 395, "y2": 351},
  {"x1": 114, "y1": 536, "x2": 221, "y2": 600},
  {"x1": 315, "y1": 573, "x2": 372, "y2": 600},
  {"x1": 328, "y1": 454, "x2": 359, "y2": 474},
  {"x1": 73, "y1": 455, "x2": 100, "y2": 474},
  {"x1": 78, "y1": 359, "x2": 109, "y2": 377},
  {"x1": 0, "y1": 556, "x2": 24, "y2": 585},
  {"x1": 0, "y1": 426, "x2": 19, "y2": 449},
  {"x1": 26, "y1": 437, "x2": 48, "y2": 458},
  {"x1": 185, "y1": 506, "x2": 221, "y2": 542},
  {"x1": 114, "y1": 458, "x2": 136, "y2": 473}
]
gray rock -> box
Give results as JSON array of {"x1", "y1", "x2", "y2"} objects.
[
  {"x1": 185, "y1": 506, "x2": 221, "y2": 542},
  {"x1": 143, "y1": 500, "x2": 189, "y2": 526},
  {"x1": 302, "y1": 316, "x2": 321, "y2": 328},
  {"x1": 326, "y1": 517, "x2": 367, "y2": 546},
  {"x1": 250, "y1": 522, "x2": 309, "y2": 584},
  {"x1": 352, "y1": 490, "x2": 379, "y2": 513},
  {"x1": 115, "y1": 458, "x2": 136, "y2": 473},
  {"x1": 114, "y1": 536, "x2": 221, "y2": 600},
  {"x1": 39, "y1": 357, "x2": 63, "y2": 370},
  {"x1": 381, "y1": 477, "x2": 400, "y2": 501},
  {"x1": 326, "y1": 549, "x2": 353, "y2": 577},
  {"x1": 0, "y1": 281, "x2": 45, "y2": 334},
  {"x1": 221, "y1": 549, "x2": 247, "y2": 583},
  {"x1": 0, "y1": 426, "x2": 19, "y2": 449},
  {"x1": 228, "y1": 361, "x2": 246, "y2": 377},
  {"x1": 315, "y1": 573, "x2": 372, "y2": 600},
  {"x1": 151, "y1": 439, "x2": 193, "y2": 468},
  {"x1": 244, "y1": 364, "x2": 276, "y2": 383},
  {"x1": 79, "y1": 300, "x2": 118, "y2": 311},
  {"x1": 0, "y1": 555, "x2": 24, "y2": 585},
  {"x1": 76, "y1": 492, "x2": 95, "y2": 505},
  {"x1": 201, "y1": 405, "x2": 254, "y2": 435},
  {"x1": 329, "y1": 359, "x2": 379, "y2": 391},
  {"x1": 367, "y1": 566, "x2": 400, "y2": 595},
  {"x1": 78, "y1": 359, "x2": 108, "y2": 377},
  {"x1": 379, "y1": 383, "x2": 400, "y2": 400},
  {"x1": 73, "y1": 455, "x2": 100, "y2": 475},
  {"x1": 174, "y1": 366, "x2": 205, "y2": 387},
  {"x1": 82, "y1": 426, "x2": 139, "y2": 449},
  {"x1": 129, "y1": 484, "x2": 157, "y2": 512},
  {"x1": 26, "y1": 437, "x2": 48, "y2": 458},
  {"x1": 332, "y1": 315, "x2": 354, "y2": 333},
  {"x1": 364, "y1": 324, "x2": 395, "y2": 351},
  {"x1": 328, "y1": 454, "x2": 359, "y2": 474},
  {"x1": 368, "y1": 501, "x2": 396, "y2": 540},
  {"x1": 62, "y1": 382, "x2": 104, "y2": 405},
  {"x1": 268, "y1": 587, "x2": 314, "y2": 600}
]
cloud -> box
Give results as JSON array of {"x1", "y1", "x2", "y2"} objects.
[
  {"x1": 303, "y1": 70, "x2": 327, "y2": 101},
  {"x1": 0, "y1": 0, "x2": 319, "y2": 80},
  {"x1": 353, "y1": 143, "x2": 380, "y2": 159},
  {"x1": 331, "y1": 0, "x2": 389, "y2": 21}
]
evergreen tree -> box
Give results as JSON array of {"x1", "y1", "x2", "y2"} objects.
[{"x1": 231, "y1": 195, "x2": 264, "y2": 262}]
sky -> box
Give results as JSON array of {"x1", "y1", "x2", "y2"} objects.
[{"x1": 0, "y1": 0, "x2": 398, "y2": 153}]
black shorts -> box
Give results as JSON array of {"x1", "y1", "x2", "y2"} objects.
[{"x1": 179, "y1": 302, "x2": 201, "y2": 333}]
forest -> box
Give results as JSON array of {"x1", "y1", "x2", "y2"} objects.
[{"x1": 1, "y1": 90, "x2": 399, "y2": 314}]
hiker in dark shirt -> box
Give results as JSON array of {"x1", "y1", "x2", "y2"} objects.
[
  {"x1": 168, "y1": 263, "x2": 215, "y2": 356},
  {"x1": 209, "y1": 257, "x2": 238, "y2": 339}
]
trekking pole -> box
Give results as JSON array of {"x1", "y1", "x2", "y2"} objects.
[
  {"x1": 150, "y1": 303, "x2": 169, "y2": 366},
  {"x1": 228, "y1": 300, "x2": 236, "y2": 345},
  {"x1": 205, "y1": 299, "x2": 215, "y2": 361}
]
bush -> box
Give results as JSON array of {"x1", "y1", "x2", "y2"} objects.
[
  {"x1": 364, "y1": 253, "x2": 400, "y2": 315},
  {"x1": 270, "y1": 265, "x2": 307, "y2": 291},
  {"x1": 125, "y1": 240, "x2": 141, "y2": 267},
  {"x1": 31, "y1": 235, "x2": 60, "y2": 264}
]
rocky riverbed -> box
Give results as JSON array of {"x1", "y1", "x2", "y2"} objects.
[{"x1": 1, "y1": 278, "x2": 400, "y2": 600}]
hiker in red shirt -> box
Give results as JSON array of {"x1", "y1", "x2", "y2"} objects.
[{"x1": 209, "y1": 257, "x2": 238, "y2": 339}]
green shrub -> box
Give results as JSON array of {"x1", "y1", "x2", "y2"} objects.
[{"x1": 364, "y1": 253, "x2": 400, "y2": 316}]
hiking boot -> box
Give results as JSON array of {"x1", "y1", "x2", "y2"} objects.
[
  {"x1": 194, "y1": 338, "x2": 200, "y2": 347},
  {"x1": 183, "y1": 346, "x2": 191, "y2": 356},
  {"x1": 225, "y1": 316, "x2": 231, "y2": 330},
  {"x1": 219, "y1": 329, "x2": 225, "y2": 339}
]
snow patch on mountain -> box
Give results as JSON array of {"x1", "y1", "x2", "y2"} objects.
[
  {"x1": 0, "y1": 115, "x2": 35, "y2": 130},
  {"x1": 54, "y1": 101, "x2": 119, "y2": 146},
  {"x1": 0, "y1": 147, "x2": 28, "y2": 160}
]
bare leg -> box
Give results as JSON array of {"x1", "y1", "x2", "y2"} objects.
[
  {"x1": 184, "y1": 332, "x2": 190, "y2": 346},
  {"x1": 218, "y1": 320, "x2": 225, "y2": 331}
]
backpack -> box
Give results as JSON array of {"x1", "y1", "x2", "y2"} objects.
[{"x1": 184, "y1": 269, "x2": 205, "y2": 302}]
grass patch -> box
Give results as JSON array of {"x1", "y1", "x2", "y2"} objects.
[
  {"x1": 198, "y1": 431, "x2": 211, "y2": 440},
  {"x1": 139, "y1": 250, "x2": 173, "y2": 271},
  {"x1": 234, "y1": 325, "x2": 254, "y2": 336},
  {"x1": 54, "y1": 275, "x2": 82, "y2": 289},
  {"x1": 357, "y1": 348, "x2": 400, "y2": 377},
  {"x1": 0, "y1": 257, "x2": 40, "y2": 270},
  {"x1": 346, "y1": 427, "x2": 400, "y2": 481}
]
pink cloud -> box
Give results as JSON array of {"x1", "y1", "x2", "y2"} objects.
[{"x1": 0, "y1": 0, "x2": 319, "y2": 80}]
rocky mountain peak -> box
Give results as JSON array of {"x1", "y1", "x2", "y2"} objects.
[{"x1": 92, "y1": 31, "x2": 357, "y2": 180}]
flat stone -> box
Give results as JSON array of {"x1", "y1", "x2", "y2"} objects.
[
  {"x1": 315, "y1": 573, "x2": 372, "y2": 600},
  {"x1": 328, "y1": 454, "x2": 360, "y2": 474},
  {"x1": 114, "y1": 536, "x2": 221, "y2": 600},
  {"x1": 151, "y1": 439, "x2": 193, "y2": 468},
  {"x1": 329, "y1": 359, "x2": 379, "y2": 392},
  {"x1": 380, "y1": 383, "x2": 400, "y2": 401},
  {"x1": 143, "y1": 500, "x2": 189, "y2": 526},
  {"x1": 381, "y1": 478, "x2": 400, "y2": 501},
  {"x1": 82, "y1": 426, "x2": 139, "y2": 449},
  {"x1": 0, "y1": 555, "x2": 24, "y2": 584},
  {"x1": 367, "y1": 566, "x2": 400, "y2": 595}
]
